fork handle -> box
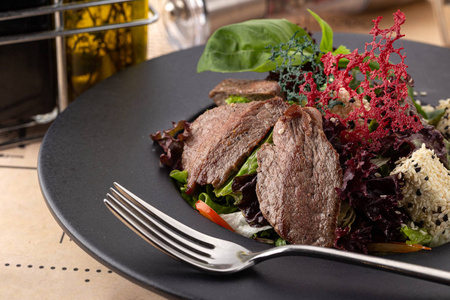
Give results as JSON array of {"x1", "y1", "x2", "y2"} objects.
[{"x1": 249, "y1": 245, "x2": 450, "y2": 286}]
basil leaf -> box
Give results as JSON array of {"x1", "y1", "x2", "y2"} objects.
[
  {"x1": 197, "y1": 19, "x2": 307, "y2": 73},
  {"x1": 307, "y1": 9, "x2": 333, "y2": 53}
]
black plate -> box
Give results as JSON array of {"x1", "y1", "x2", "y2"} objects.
[{"x1": 38, "y1": 33, "x2": 450, "y2": 299}]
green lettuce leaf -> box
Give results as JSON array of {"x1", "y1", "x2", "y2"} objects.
[
  {"x1": 407, "y1": 86, "x2": 445, "y2": 126},
  {"x1": 427, "y1": 109, "x2": 445, "y2": 126},
  {"x1": 407, "y1": 86, "x2": 428, "y2": 119},
  {"x1": 198, "y1": 185, "x2": 238, "y2": 214},
  {"x1": 170, "y1": 170, "x2": 238, "y2": 214},
  {"x1": 214, "y1": 131, "x2": 273, "y2": 197},
  {"x1": 225, "y1": 95, "x2": 251, "y2": 104},
  {"x1": 170, "y1": 169, "x2": 188, "y2": 183},
  {"x1": 400, "y1": 225, "x2": 432, "y2": 246},
  {"x1": 333, "y1": 44, "x2": 351, "y2": 55},
  {"x1": 170, "y1": 170, "x2": 196, "y2": 208}
]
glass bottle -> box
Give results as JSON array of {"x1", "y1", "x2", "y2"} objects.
[{"x1": 63, "y1": 0, "x2": 149, "y2": 102}]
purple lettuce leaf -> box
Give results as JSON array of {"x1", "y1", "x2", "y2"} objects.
[
  {"x1": 232, "y1": 174, "x2": 270, "y2": 227},
  {"x1": 150, "y1": 120, "x2": 191, "y2": 170}
]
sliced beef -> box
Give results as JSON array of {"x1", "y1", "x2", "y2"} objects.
[
  {"x1": 209, "y1": 79, "x2": 282, "y2": 106},
  {"x1": 256, "y1": 105, "x2": 343, "y2": 247},
  {"x1": 182, "y1": 97, "x2": 289, "y2": 194},
  {"x1": 182, "y1": 105, "x2": 237, "y2": 174}
]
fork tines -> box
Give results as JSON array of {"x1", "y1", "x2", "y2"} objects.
[{"x1": 104, "y1": 182, "x2": 217, "y2": 266}]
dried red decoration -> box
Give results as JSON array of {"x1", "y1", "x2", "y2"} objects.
[{"x1": 300, "y1": 10, "x2": 423, "y2": 152}]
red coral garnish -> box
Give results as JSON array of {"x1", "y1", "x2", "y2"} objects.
[{"x1": 300, "y1": 10, "x2": 423, "y2": 152}]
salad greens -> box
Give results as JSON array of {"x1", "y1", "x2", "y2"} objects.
[
  {"x1": 400, "y1": 225, "x2": 433, "y2": 246},
  {"x1": 214, "y1": 131, "x2": 273, "y2": 198},
  {"x1": 170, "y1": 169, "x2": 238, "y2": 214},
  {"x1": 197, "y1": 18, "x2": 307, "y2": 73},
  {"x1": 307, "y1": 9, "x2": 333, "y2": 53},
  {"x1": 197, "y1": 11, "x2": 349, "y2": 74},
  {"x1": 225, "y1": 95, "x2": 251, "y2": 105},
  {"x1": 408, "y1": 86, "x2": 445, "y2": 125},
  {"x1": 152, "y1": 10, "x2": 450, "y2": 252}
]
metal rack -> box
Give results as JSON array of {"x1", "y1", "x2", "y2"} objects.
[{"x1": 0, "y1": 0, "x2": 159, "y2": 149}]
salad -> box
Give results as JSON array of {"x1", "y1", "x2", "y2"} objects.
[{"x1": 151, "y1": 10, "x2": 450, "y2": 254}]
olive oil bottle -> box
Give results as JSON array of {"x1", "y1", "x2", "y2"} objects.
[{"x1": 63, "y1": 0, "x2": 148, "y2": 102}]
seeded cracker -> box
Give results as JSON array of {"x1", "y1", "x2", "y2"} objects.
[{"x1": 391, "y1": 144, "x2": 450, "y2": 246}]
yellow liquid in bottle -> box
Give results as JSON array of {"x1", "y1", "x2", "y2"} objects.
[{"x1": 64, "y1": 0, "x2": 148, "y2": 102}]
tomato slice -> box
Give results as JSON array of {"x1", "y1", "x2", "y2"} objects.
[{"x1": 195, "y1": 200, "x2": 235, "y2": 232}]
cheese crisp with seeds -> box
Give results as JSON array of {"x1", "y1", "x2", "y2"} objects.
[{"x1": 391, "y1": 144, "x2": 450, "y2": 247}]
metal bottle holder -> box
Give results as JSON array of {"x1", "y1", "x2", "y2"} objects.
[{"x1": 0, "y1": 0, "x2": 159, "y2": 149}]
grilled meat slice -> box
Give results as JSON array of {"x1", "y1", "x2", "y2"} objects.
[
  {"x1": 256, "y1": 105, "x2": 343, "y2": 247},
  {"x1": 209, "y1": 79, "x2": 282, "y2": 106},
  {"x1": 182, "y1": 97, "x2": 289, "y2": 194}
]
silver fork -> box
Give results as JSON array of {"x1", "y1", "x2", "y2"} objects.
[{"x1": 104, "y1": 182, "x2": 450, "y2": 285}]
